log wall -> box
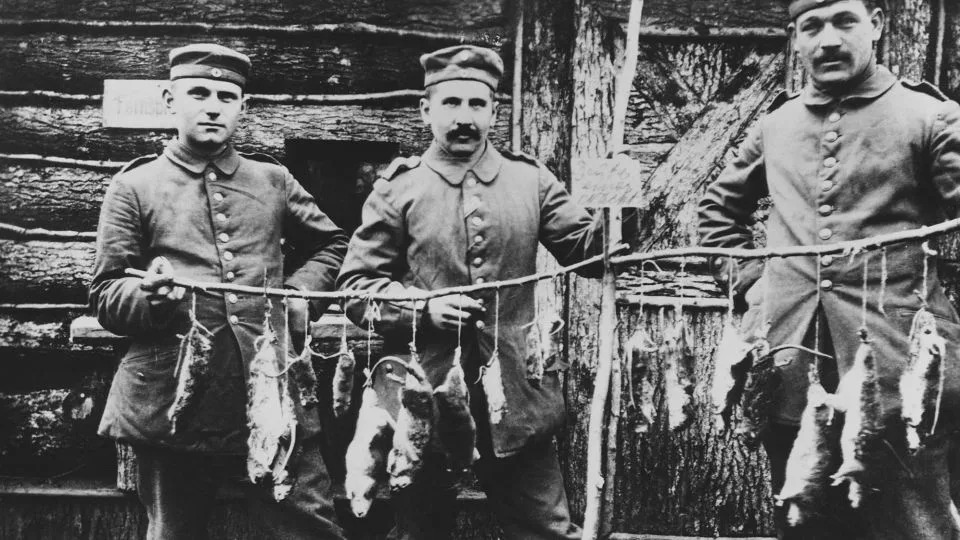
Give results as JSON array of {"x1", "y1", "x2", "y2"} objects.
[{"x1": 3, "y1": 0, "x2": 954, "y2": 537}]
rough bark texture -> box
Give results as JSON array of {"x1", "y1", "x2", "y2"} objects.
[
  {"x1": 0, "y1": 240, "x2": 94, "y2": 304},
  {"x1": 0, "y1": 163, "x2": 111, "y2": 231},
  {"x1": 635, "y1": 50, "x2": 783, "y2": 251},
  {"x1": 563, "y1": 0, "x2": 618, "y2": 523},
  {"x1": 0, "y1": 0, "x2": 508, "y2": 32},
  {"x1": 883, "y1": 0, "x2": 932, "y2": 81},
  {"x1": 0, "y1": 102, "x2": 512, "y2": 161},
  {"x1": 598, "y1": 0, "x2": 787, "y2": 29},
  {"x1": 944, "y1": 0, "x2": 960, "y2": 100},
  {"x1": 612, "y1": 305, "x2": 774, "y2": 536},
  {"x1": 0, "y1": 32, "x2": 509, "y2": 94}
]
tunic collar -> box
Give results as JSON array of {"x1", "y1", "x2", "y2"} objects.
[
  {"x1": 422, "y1": 141, "x2": 503, "y2": 185},
  {"x1": 164, "y1": 139, "x2": 241, "y2": 176},
  {"x1": 801, "y1": 64, "x2": 897, "y2": 107}
]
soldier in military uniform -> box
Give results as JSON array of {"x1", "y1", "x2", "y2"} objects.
[
  {"x1": 90, "y1": 44, "x2": 348, "y2": 539},
  {"x1": 698, "y1": 0, "x2": 960, "y2": 538},
  {"x1": 337, "y1": 45, "x2": 604, "y2": 539}
]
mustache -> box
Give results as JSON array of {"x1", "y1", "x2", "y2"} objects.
[
  {"x1": 447, "y1": 125, "x2": 481, "y2": 140},
  {"x1": 814, "y1": 52, "x2": 850, "y2": 66}
]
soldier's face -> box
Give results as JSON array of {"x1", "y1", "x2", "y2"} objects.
[
  {"x1": 420, "y1": 80, "x2": 498, "y2": 158},
  {"x1": 164, "y1": 78, "x2": 246, "y2": 153},
  {"x1": 791, "y1": 1, "x2": 883, "y2": 92}
]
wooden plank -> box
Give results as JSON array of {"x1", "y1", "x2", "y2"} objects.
[
  {"x1": 0, "y1": 0, "x2": 508, "y2": 33},
  {"x1": 0, "y1": 29, "x2": 510, "y2": 94},
  {"x1": 70, "y1": 313, "x2": 371, "y2": 345},
  {"x1": 634, "y1": 51, "x2": 783, "y2": 251},
  {"x1": 0, "y1": 101, "x2": 512, "y2": 161}
]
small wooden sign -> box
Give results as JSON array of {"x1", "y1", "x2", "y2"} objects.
[
  {"x1": 102, "y1": 79, "x2": 173, "y2": 129},
  {"x1": 571, "y1": 155, "x2": 644, "y2": 207}
]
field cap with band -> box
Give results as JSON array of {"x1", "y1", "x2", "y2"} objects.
[
  {"x1": 169, "y1": 43, "x2": 251, "y2": 89},
  {"x1": 420, "y1": 45, "x2": 504, "y2": 91},
  {"x1": 788, "y1": 0, "x2": 848, "y2": 19}
]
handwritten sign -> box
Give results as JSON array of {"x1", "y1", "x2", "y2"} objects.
[
  {"x1": 571, "y1": 155, "x2": 644, "y2": 207},
  {"x1": 102, "y1": 79, "x2": 173, "y2": 129}
]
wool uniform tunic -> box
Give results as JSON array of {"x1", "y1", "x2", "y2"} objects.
[
  {"x1": 337, "y1": 141, "x2": 603, "y2": 458},
  {"x1": 92, "y1": 140, "x2": 348, "y2": 454},
  {"x1": 698, "y1": 66, "x2": 960, "y2": 427}
]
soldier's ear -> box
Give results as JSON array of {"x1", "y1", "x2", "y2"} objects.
[
  {"x1": 786, "y1": 21, "x2": 797, "y2": 50},
  {"x1": 869, "y1": 8, "x2": 884, "y2": 42},
  {"x1": 240, "y1": 93, "x2": 248, "y2": 114},
  {"x1": 419, "y1": 96, "x2": 431, "y2": 124},
  {"x1": 162, "y1": 86, "x2": 175, "y2": 114}
]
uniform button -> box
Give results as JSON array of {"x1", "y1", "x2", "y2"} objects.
[
  {"x1": 229, "y1": 315, "x2": 240, "y2": 325},
  {"x1": 475, "y1": 320, "x2": 485, "y2": 330},
  {"x1": 821, "y1": 255, "x2": 834, "y2": 267},
  {"x1": 825, "y1": 131, "x2": 838, "y2": 142},
  {"x1": 472, "y1": 257, "x2": 483, "y2": 266},
  {"x1": 818, "y1": 228, "x2": 833, "y2": 240},
  {"x1": 473, "y1": 235, "x2": 483, "y2": 243},
  {"x1": 818, "y1": 204, "x2": 833, "y2": 216},
  {"x1": 223, "y1": 251, "x2": 234, "y2": 261},
  {"x1": 466, "y1": 177, "x2": 477, "y2": 187},
  {"x1": 206, "y1": 172, "x2": 217, "y2": 182},
  {"x1": 226, "y1": 271, "x2": 236, "y2": 280},
  {"x1": 823, "y1": 157, "x2": 838, "y2": 168},
  {"x1": 820, "y1": 279, "x2": 833, "y2": 291},
  {"x1": 213, "y1": 193, "x2": 224, "y2": 202},
  {"x1": 228, "y1": 293, "x2": 238, "y2": 304},
  {"x1": 821, "y1": 180, "x2": 834, "y2": 191},
  {"x1": 471, "y1": 216, "x2": 483, "y2": 226},
  {"x1": 216, "y1": 213, "x2": 227, "y2": 222},
  {"x1": 828, "y1": 112, "x2": 841, "y2": 122},
  {"x1": 218, "y1": 233, "x2": 229, "y2": 242},
  {"x1": 475, "y1": 277, "x2": 485, "y2": 284}
]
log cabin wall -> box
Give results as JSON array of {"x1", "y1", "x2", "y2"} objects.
[{"x1": 1, "y1": 0, "x2": 955, "y2": 538}]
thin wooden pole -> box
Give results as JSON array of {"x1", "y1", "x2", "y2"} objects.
[
  {"x1": 583, "y1": 209, "x2": 618, "y2": 540},
  {"x1": 511, "y1": 1, "x2": 524, "y2": 154}
]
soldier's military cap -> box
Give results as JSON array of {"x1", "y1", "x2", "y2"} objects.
[
  {"x1": 788, "y1": 0, "x2": 851, "y2": 19},
  {"x1": 420, "y1": 45, "x2": 504, "y2": 90},
  {"x1": 169, "y1": 43, "x2": 251, "y2": 89}
]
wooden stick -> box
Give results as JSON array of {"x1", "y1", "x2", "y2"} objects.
[
  {"x1": 0, "y1": 153, "x2": 124, "y2": 170},
  {"x1": 511, "y1": 1, "x2": 524, "y2": 154},
  {"x1": 0, "y1": 19, "x2": 500, "y2": 45},
  {"x1": 0, "y1": 303, "x2": 88, "y2": 311},
  {"x1": 933, "y1": 0, "x2": 946, "y2": 86},
  {"x1": 0, "y1": 222, "x2": 97, "y2": 241},
  {"x1": 583, "y1": 210, "x2": 618, "y2": 540},
  {"x1": 123, "y1": 244, "x2": 629, "y2": 301},
  {"x1": 612, "y1": 216, "x2": 960, "y2": 265}
]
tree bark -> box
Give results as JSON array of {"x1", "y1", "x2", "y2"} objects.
[
  {"x1": 563, "y1": 0, "x2": 619, "y2": 523},
  {"x1": 882, "y1": 0, "x2": 932, "y2": 81},
  {"x1": 0, "y1": 239, "x2": 94, "y2": 304},
  {"x1": 635, "y1": 50, "x2": 783, "y2": 251},
  {"x1": 0, "y1": 162, "x2": 111, "y2": 231}
]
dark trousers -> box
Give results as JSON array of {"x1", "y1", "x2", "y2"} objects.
[
  {"x1": 387, "y1": 387, "x2": 580, "y2": 540},
  {"x1": 134, "y1": 435, "x2": 345, "y2": 540},
  {"x1": 764, "y1": 423, "x2": 960, "y2": 540}
]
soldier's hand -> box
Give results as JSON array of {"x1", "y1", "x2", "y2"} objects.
[
  {"x1": 140, "y1": 256, "x2": 185, "y2": 304},
  {"x1": 425, "y1": 294, "x2": 484, "y2": 332},
  {"x1": 287, "y1": 297, "x2": 310, "y2": 354}
]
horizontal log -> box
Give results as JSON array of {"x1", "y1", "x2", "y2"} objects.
[
  {"x1": 0, "y1": 162, "x2": 111, "y2": 230},
  {"x1": 0, "y1": 307, "x2": 103, "y2": 351},
  {"x1": 0, "y1": 1, "x2": 508, "y2": 33},
  {"x1": 0, "y1": 375, "x2": 112, "y2": 470},
  {"x1": 600, "y1": 0, "x2": 788, "y2": 29},
  {"x1": 0, "y1": 101, "x2": 512, "y2": 161},
  {"x1": 0, "y1": 239, "x2": 93, "y2": 304},
  {"x1": 0, "y1": 27, "x2": 509, "y2": 94}
]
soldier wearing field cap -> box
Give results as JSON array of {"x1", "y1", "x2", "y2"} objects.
[
  {"x1": 91, "y1": 43, "x2": 348, "y2": 539},
  {"x1": 699, "y1": 1, "x2": 960, "y2": 538},
  {"x1": 338, "y1": 44, "x2": 604, "y2": 539}
]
